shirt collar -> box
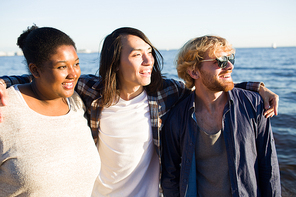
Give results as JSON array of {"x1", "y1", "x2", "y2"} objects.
[{"x1": 188, "y1": 88, "x2": 235, "y2": 121}]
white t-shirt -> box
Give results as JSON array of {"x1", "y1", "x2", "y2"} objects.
[{"x1": 92, "y1": 91, "x2": 159, "y2": 197}]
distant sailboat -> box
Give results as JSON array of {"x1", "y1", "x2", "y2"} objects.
[{"x1": 272, "y1": 43, "x2": 277, "y2": 49}]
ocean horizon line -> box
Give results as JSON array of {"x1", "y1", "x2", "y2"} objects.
[{"x1": 1, "y1": 46, "x2": 296, "y2": 57}]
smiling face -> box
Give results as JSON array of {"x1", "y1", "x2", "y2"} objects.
[
  {"x1": 118, "y1": 34, "x2": 154, "y2": 95},
  {"x1": 35, "y1": 45, "x2": 80, "y2": 99},
  {"x1": 198, "y1": 51, "x2": 234, "y2": 92}
]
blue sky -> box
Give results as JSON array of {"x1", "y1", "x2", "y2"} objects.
[{"x1": 0, "y1": 0, "x2": 295, "y2": 53}]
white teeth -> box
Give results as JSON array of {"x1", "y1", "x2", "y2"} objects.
[
  {"x1": 140, "y1": 70, "x2": 151, "y2": 74},
  {"x1": 62, "y1": 82, "x2": 74, "y2": 88},
  {"x1": 222, "y1": 74, "x2": 231, "y2": 78}
]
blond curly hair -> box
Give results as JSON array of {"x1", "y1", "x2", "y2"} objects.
[{"x1": 176, "y1": 35, "x2": 235, "y2": 89}]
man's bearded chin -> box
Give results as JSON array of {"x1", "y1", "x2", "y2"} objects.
[
  {"x1": 200, "y1": 69, "x2": 234, "y2": 92},
  {"x1": 204, "y1": 80, "x2": 234, "y2": 92},
  {"x1": 222, "y1": 81, "x2": 234, "y2": 92}
]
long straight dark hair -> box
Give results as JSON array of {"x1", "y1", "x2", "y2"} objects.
[{"x1": 98, "y1": 27, "x2": 164, "y2": 107}]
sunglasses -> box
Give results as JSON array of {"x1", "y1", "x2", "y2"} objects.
[{"x1": 201, "y1": 54, "x2": 235, "y2": 69}]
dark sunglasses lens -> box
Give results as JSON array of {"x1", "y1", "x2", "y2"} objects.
[
  {"x1": 217, "y1": 56, "x2": 227, "y2": 68},
  {"x1": 217, "y1": 54, "x2": 235, "y2": 68},
  {"x1": 229, "y1": 54, "x2": 235, "y2": 65},
  {"x1": 229, "y1": 58, "x2": 235, "y2": 65},
  {"x1": 217, "y1": 60, "x2": 227, "y2": 68},
  {"x1": 221, "y1": 61, "x2": 228, "y2": 68}
]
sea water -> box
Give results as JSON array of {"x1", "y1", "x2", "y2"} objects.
[{"x1": 1, "y1": 47, "x2": 296, "y2": 196}]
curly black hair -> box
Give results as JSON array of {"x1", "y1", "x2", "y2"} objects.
[{"x1": 17, "y1": 24, "x2": 76, "y2": 69}]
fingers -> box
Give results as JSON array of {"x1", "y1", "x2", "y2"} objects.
[
  {"x1": 263, "y1": 93, "x2": 279, "y2": 118},
  {"x1": 273, "y1": 95, "x2": 279, "y2": 116},
  {"x1": 0, "y1": 97, "x2": 7, "y2": 106},
  {"x1": 264, "y1": 98, "x2": 270, "y2": 110},
  {"x1": 264, "y1": 107, "x2": 275, "y2": 118},
  {"x1": 0, "y1": 85, "x2": 8, "y2": 106},
  {"x1": 0, "y1": 96, "x2": 6, "y2": 123},
  {"x1": 260, "y1": 84, "x2": 279, "y2": 118},
  {"x1": 0, "y1": 110, "x2": 2, "y2": 123},
  {"x1": 0, "y1": 86, "x2": 8, "y2": 123},
  {"x1": 0, "y1": 83, "x2": 7, "y2": 123}
]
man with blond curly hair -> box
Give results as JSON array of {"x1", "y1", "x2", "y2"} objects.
[{"x1": 161, "y1": 35, "x2": 281, "y2": 197}]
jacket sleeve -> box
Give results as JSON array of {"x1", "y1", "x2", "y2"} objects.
[
  {"x1": 256, "y1": 101, "x2": 281, "y2": 196},
  {"x1": 161, "y1": 111, "x2": 182, "y2": 197}
]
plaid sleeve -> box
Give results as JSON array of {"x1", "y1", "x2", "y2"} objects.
[
  {"x1": 246, "y1": 82, "x2": 263, "y2": 92},
  {"x1": 75, "y1": 74, "x2": 101, "y2": 99},
  {"x1": 1, "y1": 74, "x2": 33, "y2": 88}
]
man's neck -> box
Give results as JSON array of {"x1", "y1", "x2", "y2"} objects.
[
  {"x1": 194, "y1": 88, "x2": 228, "y2": 114},
  {"x1": 194, "y1": 87, "x2": 228, "y2": 135}
]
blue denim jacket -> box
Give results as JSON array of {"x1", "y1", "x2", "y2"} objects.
[{"x1": 161, "y1": 88, "x2": 281, "y2": 197}]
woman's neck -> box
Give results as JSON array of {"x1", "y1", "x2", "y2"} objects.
[{"x1": 18, "y1": 83, "x2": 70, "y2": 116}]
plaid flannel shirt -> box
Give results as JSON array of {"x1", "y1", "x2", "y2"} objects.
[
  {"x1": 1, "y1": 74, "x2": 260, "y2": 157},
  {"x1": 75, "y1": 75, "x2": 191, "y2": 157}
]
